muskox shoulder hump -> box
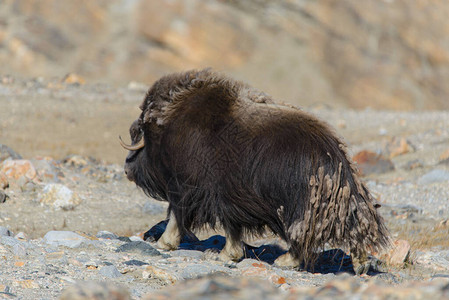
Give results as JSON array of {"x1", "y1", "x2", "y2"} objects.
[{"x1": 166, "y1": 78, "x2": 241, "y2": 129}]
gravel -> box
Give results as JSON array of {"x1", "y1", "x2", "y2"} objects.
[{"x1": 1, "y1": 76, "x2": 449, "y2": 298}]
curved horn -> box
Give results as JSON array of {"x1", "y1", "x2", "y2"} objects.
[{"x1": 119, "y1": 136, "x2": 145, "y2": 151}]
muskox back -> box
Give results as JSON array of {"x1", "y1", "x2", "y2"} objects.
[{"x1": 124, "y1": 69, "x2": 390, "y2": 273}]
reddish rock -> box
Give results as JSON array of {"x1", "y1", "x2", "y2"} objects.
[
  {"x1": 352, "y1": 150, "x2": 395, "y2": 176},
  {"x1": 0, "y1": 160, "x2": 37, "y2": 181},
  {"x1": 439, "y1": 148, "x2": 449, "y2": 165},
  {"x1": 387, "y1": 239, "x2": 411, "y2": 265},
  {"x1": 387, "y1": 137, "x2": 415, "y2": 158},
  {"x1": 269, "y1": 274, "x2": 286, "y2": 285},
  {"x1": 0, "y1": 172, "x2": 8, "y2": 189}
]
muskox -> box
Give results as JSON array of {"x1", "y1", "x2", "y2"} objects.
[{"x1": 121, "y1": 69, "x2": 390, "y2": 274}]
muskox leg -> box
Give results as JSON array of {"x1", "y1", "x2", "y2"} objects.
[
  {"x1": 219, "y1": 233, "x2": 244, "y2": 262},
  {"x1": 274, "y1": 251, "x2": 301, "y2": 267},
  {"x1": 351, "y1": 249, "x2": 371, "y2": 275},
  {"x1": 157, "y1": 211, "x2": 181, "y2": 250}
]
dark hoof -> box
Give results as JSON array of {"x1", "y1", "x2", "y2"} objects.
[
  {"x1": 353, "y1": 256, "x2": 383, "y2": 275},
  {"x1": 353, "y1": 261, "x2": 371, "y2": 275},
  {"x1": 143, "y1": 219, "x2": 168, "y2": 242}
]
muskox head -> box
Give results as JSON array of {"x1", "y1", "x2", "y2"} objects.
[
  {"x1": 120, "y1": 120, "x2": 144, "y2": 182},
  {"x1": 120, "y1": 68, "x2": 269, "y2": 200},
  {"x1": 121, "y1": 69, "x2": 390, "y2": 274}
]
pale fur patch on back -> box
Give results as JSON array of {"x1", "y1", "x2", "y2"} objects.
[{"x1": 287, "y1": 159, "x2": 388, "y2": 265}]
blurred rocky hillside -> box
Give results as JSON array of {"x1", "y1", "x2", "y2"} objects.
[{"x1": 1, "y1": 0, "x2": 448, "y2": 110}]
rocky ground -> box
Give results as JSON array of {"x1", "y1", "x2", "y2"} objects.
[{"x1": 1, "y1": 76, "x2": 449, "y2": 299}]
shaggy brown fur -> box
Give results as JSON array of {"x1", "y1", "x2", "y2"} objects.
[{"x1": 122, "y1": 69, "x2": 390, "y2": 274}]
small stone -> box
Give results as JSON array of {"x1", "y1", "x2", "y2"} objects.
[
  {"x1": 0, "y1": 227, "x2": 13, "y2": 237},
  {"x1": 1, "y1": 236, "x2": 22, "y2": 247},
  {"x1": 279, "y1": 283, "x2": 291, "y2": 291},
  {"x1": 14, "y1": 232, "x2": 27, "y2": 240},
  {"x1": 418, "y1": 169, "x2": 449, "y2": 185},
  {"x1": 124, "y1": 259, "x2": 148, "y2": 266},
  {"x1": 387, "y1": 239, "x2": 411, "y2": 265},
  {"x1": 127, "y1": 81, "x2": 148, "y2": 91},
  {"x1": 85, "y1": 261, "x2": 98, "y2": 269},
  {"x1": 12, "y1": 243, "x2": 27, "y2": 256},
  {"x1": 0, "y1": 159, "x2": 37, "y2": 181},
  {"x1": 63, "y1": 155, "x2": 89, "y2": 168},
  {"x1": 143, "y1": 266, "x2": 178, "y2": 284},
  {"x1": 336, "y1": 119, "x2": 346, "y2": 129},
  {"x1": 38, "y1": 183, "x2": 82, "y2": 210},
  {"x1": 403, "y1": 159, "x2": 423, "y2": 170},
  {"x1": 170, "y1": 250, "x2": 204, "y2": 260},
  {"x1": 99, "y1": 265, "x2": 122, "y2": 278},
  {"x1": 129, "y1": 235, "x2": 143, "y2": 242},
  {"x1": 241, "y1": 266, "x2": 270, "y2": 277},
  {"x1": 14, "y1": 261, "x2": 25, "y2": 267},
  {"x1": 96, "y1": 230, "x2": 118, "y2": 240},
  {"x1": 12, "y1": 280, "x2": 39, "y2": 289},
  {"x1": 236, "y1": 259, "x2": 270, "y2": 269},
  {"x1": 62, "y1": 73, "x2": 85, "y2": 85},
  {"x1": 180, "y1": 264, "x2": 229, "y2": 279},
  {"x1": 439, "y1": 148, "x2": 449, "y2": 162},
  {"x1": 387, "y1": 137, "x2": 415, "y2": 158},
  {"x1": 1, "y1": 75, "x2": 14, "y2": 84},
  {"x1": 378, "y1": 127, "x2": 388, "y2": 136},
  {"x1": 269, "y1": 274, "x2": 287, "y2": 285},
  {"x1": 44, "y1": 231, "x2": 93, "y2": 248},
  {"x1": 60, "y1": 282, "x2": 130, "y2": 300},
  {"x1": 0, "y1": 190, "x2": 7, "y2": 203},
  {"x1": 117, "y1": 236, "x2": 132, "y2": 243},
  {"x1": 31, "y1": 157, "x2": 60, "y2": 183},
  {"x1": 75, "y1": 231, "x2": 98, "y2": 241},
  {"x1": 236, "y1": 259, "x2": 272, "y2": 277},
  {"x1": 352, "y1": 150, "x2": 395, "y2": 176},
  {"x1": 116, "y1": 241, "x2": 161, "y2": 256}
]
